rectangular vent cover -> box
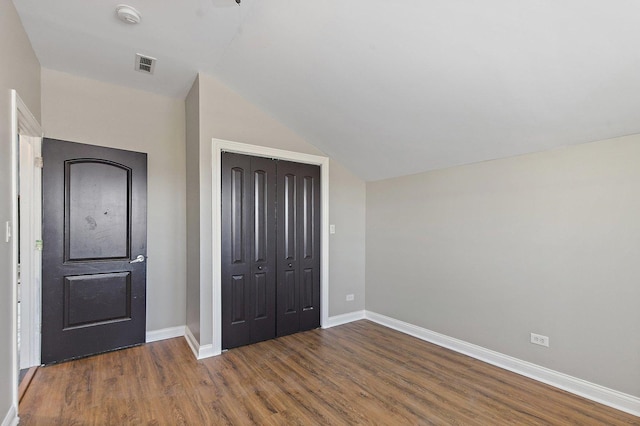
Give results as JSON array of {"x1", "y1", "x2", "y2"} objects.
[{"x1": 135, "y1": 54, "x2": 156, "y2": 74}]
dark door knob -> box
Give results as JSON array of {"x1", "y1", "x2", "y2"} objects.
[
  {"x1": 258, "y1": 266, "x2": 262, "y2": 270},
  {"x1": 288, "y1": 263, "x2": 292, "y2": 268}
]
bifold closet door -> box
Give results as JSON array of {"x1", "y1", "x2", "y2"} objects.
[
  {"x1": 221, "y1": 153, "x2": 277, "y2": 349},
  {"x1": 222, "y1": 153, "x2": 321, "y2": 349},
  {"x1": 276, "y1": 160, "x2": 321, "y2": 337}
]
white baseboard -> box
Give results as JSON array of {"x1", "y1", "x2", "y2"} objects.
[
  {"x1": 1, "y1": 405, "x2": 18, "y2": 426},
  {"x1": 365, "y1": 311, "x2": 640, "y2": 418},
  {"x1": 323, "y1": 310, "x2": 366, "y2": 329},
  {"x1": 185, "y1": 326, "x2": 217, "y2": 360},
  {"x1": 146, "y1": 326, "x2": 185, "y2": 343}
]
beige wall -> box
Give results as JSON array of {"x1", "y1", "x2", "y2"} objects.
[
  {"x1": 329, "y1": 160, "x2": 366, "y2": 314},
  {"x1": 186, "y1": 73, "x2": 367, "y2": 345},
  {"x1": 41, "y1": 69, "x2": 187, "y2": 333},
  {"x1": 366, "y1": 135, "x2": 640, "y2": 397},
  {"x1": 0, "y1": 0, "x2": 41, "y2": 419},
  {"x1": 185, "y1": 76, "x2": 201, "y2": 341}
]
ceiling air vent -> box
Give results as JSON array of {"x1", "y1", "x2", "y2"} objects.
[{"x1": 135, "y1": 53, "x2": 156, "y2": 74}]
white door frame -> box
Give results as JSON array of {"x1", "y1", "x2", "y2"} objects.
[
  {"x1": 10, "y1": 90, "x2": 42, "y2": 412},
  {"x1": 19, "y1": 133, "x2": 42, "y2": 369},
  {"x1": 211, "y1": 139, "x2": 329, "y2": 355}
]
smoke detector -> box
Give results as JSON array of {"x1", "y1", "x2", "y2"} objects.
[{"x1": 116, "y1": 4, "x2": 141, "y2": 24}]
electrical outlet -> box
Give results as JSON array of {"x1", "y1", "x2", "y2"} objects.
[
  {"x1": 346, "y1": 294, "x2": 355, "y2": 302},
  {"x1": 530, "y1": 333, "x2": 549, "y2": 347}
]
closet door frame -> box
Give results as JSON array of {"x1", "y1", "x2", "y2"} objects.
[{"x1": 212, "y1": 139, "x2": 329, "y2": 355}]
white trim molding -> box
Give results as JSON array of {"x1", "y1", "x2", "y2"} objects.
[
  {"x1": 211, "y1": 139, "x2": 330, "y2": 358},
  {"x1": 1, "y1": 405, "x2": 18, "y2": 426},
  {"x1": 18, "y1": 134, "x2": 43, "y2": 370},
  {"x1": 185, "y1": 326, "x2": 216, "y2": 360},
  {"x1": 10, "y1": 90, "x2": 42, "y2": 419},
  {"x1": 146, "y1": 326, "x2": 186, "y2": 343},
  {"x1": 323, "y1": 310, "x2": 366, "y2": 329},
  {"x1": 365, "y1": 311, "x2": 640, "y2": 417}
]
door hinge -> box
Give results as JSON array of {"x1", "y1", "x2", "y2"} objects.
[
  {"x1": 35, "y1": 239, "x2": 43, "y2": 251},
  {"x1": 35, "y1": 156, "x2": 43, "y2": 168}
]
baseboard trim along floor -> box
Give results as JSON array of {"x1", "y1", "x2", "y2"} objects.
[{"x1": 364, "y1": 310, "x2": 640, "y2": 417}]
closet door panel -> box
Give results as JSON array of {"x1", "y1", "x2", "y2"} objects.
[
  {"x1": 222, "y1": 153, "x2": 252, "y2": 348},
  {"x1": 222, "y1": 153, "x2": 276, "y2": 349},
  {"x1": 250, "y1": 157, "x2": 277, "y2": 343},
  {"x1": 276, "y1": 160, "x2": 321, "y2": 336},
  {"x1": 277, "y1": 161, "x2": 301, "y2": 337},
  {"x1": 298, "y1": 164, "x2": 321, "y2": 331}
]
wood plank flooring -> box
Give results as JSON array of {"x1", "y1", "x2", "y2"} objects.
[{"x1": 19, "y1": 320, "x2": 639, "y2": 425}]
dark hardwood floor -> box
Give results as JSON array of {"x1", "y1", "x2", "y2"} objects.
[{"x1": 19, "y1": 320, "x2": 639, "y2": 425}]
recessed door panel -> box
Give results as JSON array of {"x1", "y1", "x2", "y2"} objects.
[
  {"x1": 64, "y1": 272, "x2": 131, "y2": 329},
  {"x1": 283, "y1": 174, "x2": 297, "y2": 261},
  {"x1": 231, "y1": 275, "x2": 246, "y2": 324},
  {"x1": 231, "y1": 167, "x2": 245, "y2": 264},
  {"x1": 302, "y1": 268, "x2": 314, "y2": 311},
  {"x1": 303, "y1": 176, "x2": 315, "y2": 260},
  {"x1": 284, "y1": 269, "x2": 297, "y2": 314},
  {"x1": 254, "y1": 272, "x2": 267, "y2": 319},
  {"x1": 67, "y1": 161, "x2": 130, "y2": 261},
  {"x1": 254, "y1": 170, "x2": 267, "y2": 263}
]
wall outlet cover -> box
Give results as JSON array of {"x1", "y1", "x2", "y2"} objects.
[{"x1": 530, "y1": 332, "x2": 550, "y2": 347}]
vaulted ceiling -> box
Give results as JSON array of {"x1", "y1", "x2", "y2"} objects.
[{"x1": 13, "y1": 0, "x2": 640, "y2": 180}]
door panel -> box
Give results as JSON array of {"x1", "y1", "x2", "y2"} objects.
[
  {"x1": 222, "y1": 153, "x2": 276, "y2": 349},
  {"x1": 283, "y1": 173, "x2": 296, "y2": 261},
  {"x1": 42, "y1": 138, "x2": 147, "y2": 364},
  {"x1": 231, "y1": 275, "x2": 246, "y2": 324},
  {"x1": 302, "y1": 176, "x2": 314, "y2": 260},
  {"x1": 231, "y1": 167, "x2": 245, "y2": 264},
  {"x1": 64, "y1": 272, "x2": 131, "y2": 328},
  {"x1": 222, "y1": 154, "x2": 251, "y2": 348},
  {"x1": 276, "y1": 162, "x2": 300, "y2": 336},
  {"x1": 302, "y1": 268, "x2": 314, "y2": 311},
  {"x1": 67, "y1": 161, "x2": 130, "y2": 260},
  {"x1": 297, "y1": 164, "x2": 321, "y2": 332},
  {"x1": 254, "y1": 272, "x2": 268, "y2": 319},
  {"x1": 277, "y1": 160, "x2": 321, "y2": 336},
  {"x1": 254, "y1": 171, "x2": 268, "y2": 263}
]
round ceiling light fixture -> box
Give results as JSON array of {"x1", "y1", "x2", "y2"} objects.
[{"x1": 115, "y1": 4, "x2": 141, "y2": 24}]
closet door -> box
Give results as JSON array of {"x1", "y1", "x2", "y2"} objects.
[
  {"x1": 276, "y1": 160, "x2": 321, "y2": 336},
  {"x1": 221, "y1": 153, "x2": 277, "y2": 349}
]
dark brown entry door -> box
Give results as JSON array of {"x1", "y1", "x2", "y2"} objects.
[
  {"x1": 221, "y1": 153, "x2": 320, "y2": 349},
  {"x1": 42, "y1": 138, "x2": 147, "y2": 364}
]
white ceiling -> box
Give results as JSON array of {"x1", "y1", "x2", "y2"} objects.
[{"x1": 13, "y1": 0, "x2": 640, "y2": 181}]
